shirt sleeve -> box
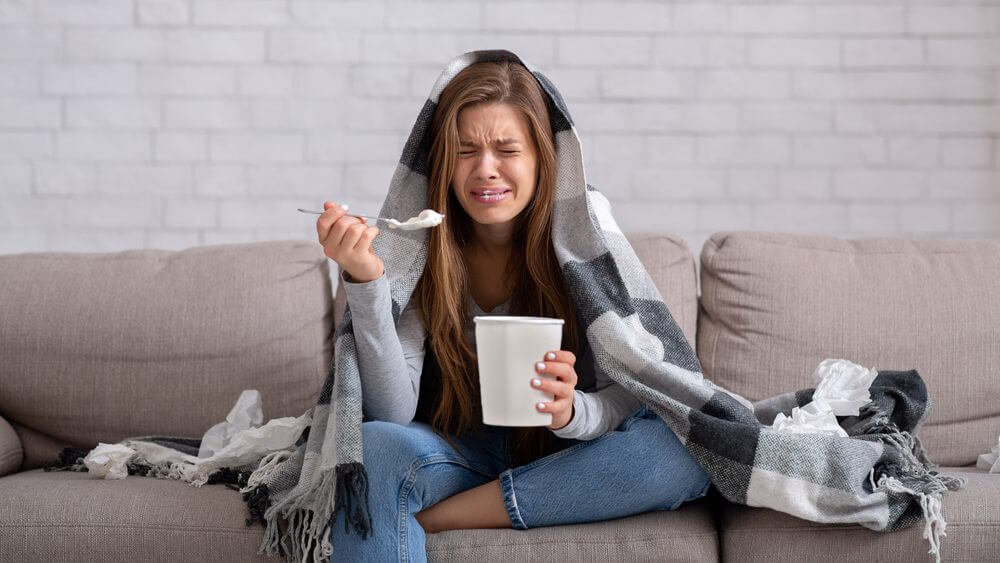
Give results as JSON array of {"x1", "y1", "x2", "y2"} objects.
[
  {"x1": 340, "y1": 268, "x2": 426, "y2": 426},
  {"x1": 550, "y1": 381, "x2": 645, "y2": 441}
]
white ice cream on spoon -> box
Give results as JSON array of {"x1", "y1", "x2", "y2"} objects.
[{"x1": 385, "y1": 209, "x2": 445, "y2": 230}]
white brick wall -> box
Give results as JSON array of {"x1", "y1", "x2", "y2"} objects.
[{"x1": 0, "y1": 0, "x2": 996, "y2": 278}]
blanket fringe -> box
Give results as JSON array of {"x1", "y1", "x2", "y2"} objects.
[{"x1": 875, "y1": 473, "x2": 947, "y2": 563}]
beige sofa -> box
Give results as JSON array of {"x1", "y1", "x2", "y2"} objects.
[{"x1": 1, "y1": 231, "x2": 997, "y2": 562}]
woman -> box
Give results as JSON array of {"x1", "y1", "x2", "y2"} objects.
[{"x1": 315, "y1": 54, "x2": 711, "y2": 561}]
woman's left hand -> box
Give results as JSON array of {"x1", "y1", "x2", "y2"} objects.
[{"x1": 531, "y1": 350, "x2": 578, "y2": 431}]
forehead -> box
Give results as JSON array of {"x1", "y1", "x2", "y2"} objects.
[{"x1": 456, "y1": 103, "x2": 529, "y2": 145}]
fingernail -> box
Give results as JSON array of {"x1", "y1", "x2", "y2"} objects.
[
  {"x1": 545, "y1": 352, "x2": 556, "y2": 360},
  {"x1": 537, "y1": 402, "x2": 545, "y2": 410},
  {"x1": 531, "y1": 379, "x2": 541, "y2": 387},
  {"x1": 535, "y1": 362, "x2": 545, "y2": 371},
  {"x1": 340, "y1": 203, "x2": 349, "y2": 211}
]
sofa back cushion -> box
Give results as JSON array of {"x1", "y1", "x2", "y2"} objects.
[
  {"x1": 0, "y1": 241, "x2": 333, "y2": 470},
  {"x1": 335, "y1": 232, "x2": 700, "y2": 352},
  {"x1": 698, "y1": 231, "x2": 1000, "y2": 466}
]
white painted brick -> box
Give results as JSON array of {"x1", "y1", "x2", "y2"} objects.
[
  {"x1": 202, "y1": 230, "x2": 254, "y2": 245},
  {"x1": 138, "y1": 65, "x2": 237, "y2": 96},
  {"x1": 99, "y1": 164, "x2": 193, "y2": 196},
  {"x1": 566, "y1": 101, "x2": 628, "y2": 131},
  {"x1": 836, "y1": 104, "x2": 1000, "y2": 134},
  {"x1": 796, "y1": 70, "x2": 995, "y2": 102},
  {"x1": 0, "y1": 229, "x2": 45, "y2": 253},
  {"x1": 35, "y1": 0, "x2": 132, "y2": 25},
  {"x1": 600, "y1": 69, "x2": 696, "y2": 100},
  {"x1": 747, "y1": 39, "x2": 839, "y2": 68},
  {"x1": 582, "y1": 164, "x2": 632, "y2": 199},
  {"x1": 0, "y1": 98, "x2": 60, "y2": 127},
  {"x1": 777, "y1": 169, "x2": 832, "y2": 200},
  {"x1": 163, "y1": 199, "x2": 217, "y2": 228},
  {"x1": 558, "y1": 36, "x2": 651, "y2": 67},
  {"x1": 0, "y1": 63, "x2": 38, "y2": 94},
  {"x1": 307, "y1": 132, "x2": 404, "y2": 163},
  {"x1": 899, "y1": 203, "x2": 951, "y2": 233},
  {"x1": 219, "y1": 200, "x2": 312, "y2": 229},
  {"x1": 632, "y1": 169, "x2": 726, "y2": 200},
  {"x1": 794, "y1": 136, "x2": 886, "y2": 166},
  {"x1": 193, "y1": 1, "x2": 290, "y2": 26},
  {"x1": 576, "y1": 2, "x2": 669, "y2": 32},
  {"x1": 953, "y1": 203, "x2": 1000, "y2": 233},
  {"x1": 34, "y1": 163, "x2": 98, "y2": 195},
  {"x1": 362, "y1": 33, "x2": 459, "y2": 64},
  {"x1": 0, "y1": 0, "x2": 32, "y2": 24},
  {"x1": 539, "y1": 67, "x2": 599, "y2": 99},
  {"x1": 0, "y1": 199, "x2": 59, "y2": 228},
  {"x1": 66, "y1": 99, "x2": 161, "y2": 129},
  {"x1": 66, "y1": 29, "x2": 166, "y2": 60},
  {"x1": 454, "y1": 34, "x2": 557, "y2": 66},
  {"x1": 606, "y1": 201, "x2": 697, "y2": 232},
  {"x1": 727, "y1": 169, "x2": 778, "y2": 200},
  {"x1": 846, "y1": 203, "x2": 899, "y2": 234},
  {"x1": 54, "y1": 230, "x2": 147, "y2": 252},
  {"x1": 0, "y1": 28, "x2": 61, "y2": 61},
  {"x1": 755, "y1": 202, "x2": 849, "y2": 234},
  {"x1": 62, "y1": 200, "x2": 158, "y2": 229},
  {"x1": 296, "y1": 66, "x2": 352, "y2": 97},
  {"x1": 888, "y1": 137, "x2": 938, "y2": 168},
  {"x1": 833, "y1": 170, "x2": 925, "y2": 200},
  {"x1": 289, "y1": 2, "x2": 385, "y2": 28},
  {"x1": 698, "y1": 135, "x2": 789, "y2": 166},
  {"x1": 908, "y1": 7, "x2": 1000, "y2": 34},
  {"x1": 43, "y1": 63, "x2": 135, "y2": 95},
  {"x1": 211, "y1": 133, "x2": 302, "y2": 163},
  {"x1": 249, "y1": 164, "x2": 344, "y2": 197},
  {"x1": 194, "y1": 165, "x2": 248, "y2": 196},
  {"x1": 238, "y1": 66, "x2": 297, "y2": 96},
  {"x1": 843, "y1": 39, "x2": 923, "y2": 68},
  {"x1": 652, "y1": 37, "x2": 714, "y2": 68},
  {"x1": 0, "y1": 132, "x2": 53, "y2": 160},
  {"x1": 699, "y1": 70, "x2": 789, "y2": 100},
  {"x1": 344, "y1": 99, "x2": 425, "y2": 131},
  {"x1": 924, "y1": 170, "x2": 1000, "y2": 200},
  {"x1": 250, "y1": 99, "x2": 346, "y2": 131},
  {"x1": 166, "y1": 30, "x2": 266, "y2": 63},
  {"x1": 633, "y1": 102, "x2": 742, "y2": 133},
  {"x1": 146, "y1": 231, "x2": 201, "y2": 250},
  {"x1": 164, "y1": 99, "x2": 250, "y2": 130},
  {"x1": 642, "y1": 136, "x2": 697, "y2": 165},
  {"x1": 155, "y1": 132, "x2": 208, "y2": 162},
  {"x1": 386, "y1": 1, "x2": 480, "y2": 30},
  {"x1": 0, "y1": 163, "x2": 30, "y2": 195},
  {"x1": 672, "y1": 4, "x2": 728, "y2": 33},
  {"x1": 482, "y1": 2, "x2": 576, "y2": 32},
  {"x1": 348, "y1": 66, "x2": 410, "y2": 98},
  {"x1": 940, "y1": 137, "x2": 994, "y2": 168},
  {"x1": 344, "y1": 163, "x2": 398, "y2": 199},
  {"x1": 587, "y1": 134, "x2": 644, "y2": 165},
  {"x1": 57, "y1": 132, "x2": 150, "y2": 161},
  {"x1": 927, "y1": 39, "x2": 1000, "y2": 68},
  {"x1": 137, "y1": 0, "x2": 189, "y2": 25},
  {"x1": 698, "y1": 203, "x2": 755, "y2": 231},
  {"x1": 739, "y1": 103, "x2": 832, "y2": 133},
  {"x1": 271, "y1": 30, "x2": 361, "y2": 63},
  {"x1": 731, "y1": 6, "x2": 904, "y2": 35}
]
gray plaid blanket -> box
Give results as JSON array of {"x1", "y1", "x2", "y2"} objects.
[{"x1": 48, "y1": 49, "x2": 966, "y2": 562}]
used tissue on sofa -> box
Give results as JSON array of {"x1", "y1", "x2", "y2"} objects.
[
  {"x1": 83, "y1": 442, "x2": 136, "y2": 480},
  {"x1": 978, "y1": 436, "x2": 1000, "y2": 473},
  {"x1": 771, "y1": 359, "x2": 878, "y2": 437}
]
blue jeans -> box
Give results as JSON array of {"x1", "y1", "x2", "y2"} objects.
[{"x1": 328, "y1": 404, "x2": 711, "y2": 562}]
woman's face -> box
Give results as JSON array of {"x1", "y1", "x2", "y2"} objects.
[{"x1": 450, "y1": 102, "x2": 538, "y2": 233}]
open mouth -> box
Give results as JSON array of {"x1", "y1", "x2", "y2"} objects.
[{"x1": 471, "y1": 189, "x2": 511, "y2": 204}]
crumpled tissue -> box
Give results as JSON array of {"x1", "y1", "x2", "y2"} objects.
[
  {"x1": 198, "y1": 389, "x2": 264, "y2": 458},
  {"x1": 771, "y1": 358, "x2": 878, "y2": 437},
  {"x1": 977, "y1": 436, "x2": 1000, "y2": 473},
  {"x1": 83, "y1": 442, "x2": 136, "y2": 480}
]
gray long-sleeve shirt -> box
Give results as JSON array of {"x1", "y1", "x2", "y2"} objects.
[{"x1": 340, "y1": 267, "x2": 644, "y2": 441}]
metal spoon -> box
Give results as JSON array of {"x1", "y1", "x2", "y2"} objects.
[{"x1": 296, "y1": 208, "x2": 402, "y2": 227}]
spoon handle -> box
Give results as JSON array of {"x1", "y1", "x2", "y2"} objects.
[{"x1": 297, "y1": 208, "x2": 386, "y2": 222}]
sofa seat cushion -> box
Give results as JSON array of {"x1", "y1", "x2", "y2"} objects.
[
  {"x1": 426, "y1": 496, "x2": 718, "y2": 562},
  {"x1": 718, "y1": 466, "x2": 999, "y2": 562},
  {"x1": 0, "y1": 469, "x2": 270, "y2": 562}
]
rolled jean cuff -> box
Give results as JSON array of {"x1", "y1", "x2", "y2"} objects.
[{"x1": 498, "y1": 468, "x2": 528, "y2": 530}]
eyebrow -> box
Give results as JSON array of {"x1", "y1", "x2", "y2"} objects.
[{"x1": 459, "y1": 138, "x2": 521, "y2": 146}]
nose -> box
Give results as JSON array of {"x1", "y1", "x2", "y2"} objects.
[{"x1": 473, "y1": 150, "x2": 500, "y2": 181}]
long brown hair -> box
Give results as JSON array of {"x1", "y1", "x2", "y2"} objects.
[{"x1": 413, "y1": 60, "x2": 581, "y2": 467}]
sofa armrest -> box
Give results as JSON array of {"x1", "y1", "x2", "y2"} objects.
[{"x1": 0, "y1": 414, "x2": 23, "y2": 477}]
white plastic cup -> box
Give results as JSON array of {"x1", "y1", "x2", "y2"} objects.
[{"x1": 473, "y1": 315, "x2": 565, "y2": 426}]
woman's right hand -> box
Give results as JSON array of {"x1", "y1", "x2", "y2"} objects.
[{"x1": 317, "y1": 200, "x2": 385, "y2": 283}]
